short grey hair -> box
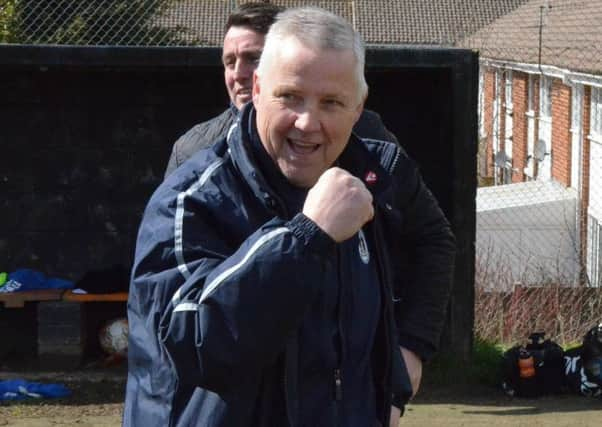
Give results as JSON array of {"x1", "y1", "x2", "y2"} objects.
[{"x1": 257, "y1": 7, "x2": 368, "y2": 101}]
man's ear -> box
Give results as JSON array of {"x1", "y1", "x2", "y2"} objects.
[
  {"x1": 353, "y1": 93, "x2": 367, "y2": 123},
  {"x1": 252, "y1": 71, "x2": 261, "y2": 105}
]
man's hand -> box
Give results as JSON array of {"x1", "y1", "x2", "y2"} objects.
[
  {"x1": 401, "y1": 346, "x2": 422, "y2": 397},
  {"x1": 303, "y1": 167, "x2": 374, "y2": 242},
  {"x1": 389, "y1": 406, "x2": 401, "y2": 427}
]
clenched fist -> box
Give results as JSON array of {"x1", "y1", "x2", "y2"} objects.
[{"x1": 302, "y1": 167, "x2": 374, "y2": 242}]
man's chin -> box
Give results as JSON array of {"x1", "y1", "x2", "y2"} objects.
[
  {"x1": 280, "y1": 169, "x2": 317, "y2": 189},
  {"x1": 236, "y1": 95, "x2": 252, "y2": 109}
]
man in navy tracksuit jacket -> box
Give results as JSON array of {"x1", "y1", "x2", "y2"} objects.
[{"x1": 124, "y1": 7, "x2": 455, "y2": 427}]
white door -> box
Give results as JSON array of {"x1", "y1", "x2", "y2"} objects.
[
  {"x1": 493, "y1": 71, "x2": 501, "y2": 184},
  {"x1": 538, "y1": 76, "x2": 552, "y2": 181},
  {"x1": 525, "y1": 74, "x2": 536, "y2": 179},
  {"x1": 587, "y1": 141, "x2": 602, "y2": 286},
  {"x1": 504, "y1": 71, "x2": 513, "y2": 161},
  {"x1": 571, "y1": 84, "x2": 583, "y2": 191},
  {"x1": 587, "y1": 88, "x2": 602, "y2": 286},
  {"x1": 504, "y1": 71, "x2": 513, "y2": 184}
]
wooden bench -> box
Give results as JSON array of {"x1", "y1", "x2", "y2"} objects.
[
  {"x1": 0, "y1": 289, "x2": 66, "y2": 308},
  {"x1": 0, "y1": 289, "x2": 128, "y2": 308},
  {"x1": 0, "y1": 289, "x2": 128, "y2": 366}
]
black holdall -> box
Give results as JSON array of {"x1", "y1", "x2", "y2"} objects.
[
  {"x1": 582, "y1": 323, "x2": 602, "y2": 387},
  {"x1": 564, "y1": 322, "x2": 602, "y2": 397},
  {"x1": 501, "y1": 332, "x2": 565, "y2": 398}
]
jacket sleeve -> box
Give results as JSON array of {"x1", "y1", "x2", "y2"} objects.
[
  {"x1": 388, "y1": 153, "x2": 457, "y2": 361},
  {"x1": 164, "y1": 126, "x2": 207, "y2": 179},
  {"x1": 164, "y1": 140, "x2": 180, "y2": 178},
  {"x1": 164, "y1": 110, "x2": 237, "y2": 179},
  {"x1": 139, "y1": 192, "x2": 336, "y2": 394}
]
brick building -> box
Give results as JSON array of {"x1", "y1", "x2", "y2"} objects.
[{"x1": 463, "y1": 0, "x2": 602, "y2": 286}]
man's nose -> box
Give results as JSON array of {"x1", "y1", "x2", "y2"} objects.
[
  {"x1": 233, "y1": 60, "x2": 252, "y2": 80},
  {"x1": 295, "y1": 108, "x2": 321, "y2": 133}
]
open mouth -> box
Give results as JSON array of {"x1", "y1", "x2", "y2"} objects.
[{"x1": 287, "y1": 138, "x2": 319, "y2": 155}]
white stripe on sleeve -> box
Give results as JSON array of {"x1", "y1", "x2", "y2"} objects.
[
  {"x1": 174, "y1": 159, "x2": 225, "y2": 279},
  {"x1": 199, "y1": 227, "x2": 290, "y2": 303}
]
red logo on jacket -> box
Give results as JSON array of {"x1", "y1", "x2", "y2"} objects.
[{"x1": 364, "y1": 171, "x2": 377, "y2": 185}]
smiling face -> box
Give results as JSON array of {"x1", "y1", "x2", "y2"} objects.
[
  {"x1": 252, "y1": 37, "x2": 365, "y2": 188},
  {"x1": 223, "y1": 26, "x2": 265, "y2": 109}
]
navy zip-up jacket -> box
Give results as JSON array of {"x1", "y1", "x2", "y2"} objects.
[{"x1": 124, "y1": 104, "x2": 455, "y2": 426}]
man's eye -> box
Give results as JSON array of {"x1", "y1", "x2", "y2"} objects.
[{"x1": 323, "y1": 99, "x2": 343, "y2": 108}]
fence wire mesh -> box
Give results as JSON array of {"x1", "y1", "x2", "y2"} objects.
[
  {"x1": 463, "y1": 0, "x2": 602, "y2": 345},
  {"x1": 1, "y1": 0, "x2": 601, "y2": 345}
]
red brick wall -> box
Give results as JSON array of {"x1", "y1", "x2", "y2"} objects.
[
  {"x1": 512, "y1": 72, "x2": 529, "y2": 183},
  {"x1": 551, "y1": 79, "x2": 572, "y2": 187}
]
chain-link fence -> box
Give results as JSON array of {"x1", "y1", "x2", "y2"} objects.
[
  {"x1": 461, "y1": 0, "x2": 602, "y2": 345},
  {"x1": 1, "y1": 0, "x2": 601, "y2": 345},
  {"x1": 0, "y1": 0, "x2": 209, "y2": 46}
]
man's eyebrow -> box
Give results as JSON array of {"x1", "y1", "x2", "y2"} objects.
[
  {"x1": 239, "y1": 49, "x2": 262, "y2": 57},
  {"x1": 274, "y1": 85, "x2": 299, "y2": 94}
]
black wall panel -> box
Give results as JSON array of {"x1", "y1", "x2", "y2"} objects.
[{"x1": 0, "y1": 46, "x2": 477, "y2": 359}]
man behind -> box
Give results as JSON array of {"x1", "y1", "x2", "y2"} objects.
[
  {"x1": 125, "y1": 6, "x2": 455, "y2": 427},
  {"x1": 164, "y1": 1, "x2": 397, "y2": 178}
]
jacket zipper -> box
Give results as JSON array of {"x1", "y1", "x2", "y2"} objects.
[
  {"x1": 334, "y1": 368, "x2": 343, "y2": 401},
  {"x1": 333, "y1": 245, "x2": 345, "y2": 426},
  {"x1": 333, "y1": 246, "x2": 346, "y2": 424}
]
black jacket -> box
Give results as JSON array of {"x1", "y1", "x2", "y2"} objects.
[{"x1": 125, "y1": 104, "x2": 455, "y2": 426}]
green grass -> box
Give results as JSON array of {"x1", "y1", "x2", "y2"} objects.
[
  {"x1": 424, "y1": 338, "x2": 505, "y2": 387},
  {"x1": 424, "y1": 338, "x2": 587, "y2": 388}
]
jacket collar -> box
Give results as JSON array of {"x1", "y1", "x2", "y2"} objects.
[{"x1": 227, "y1": 103, "x2": 393, "y2": 215}]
